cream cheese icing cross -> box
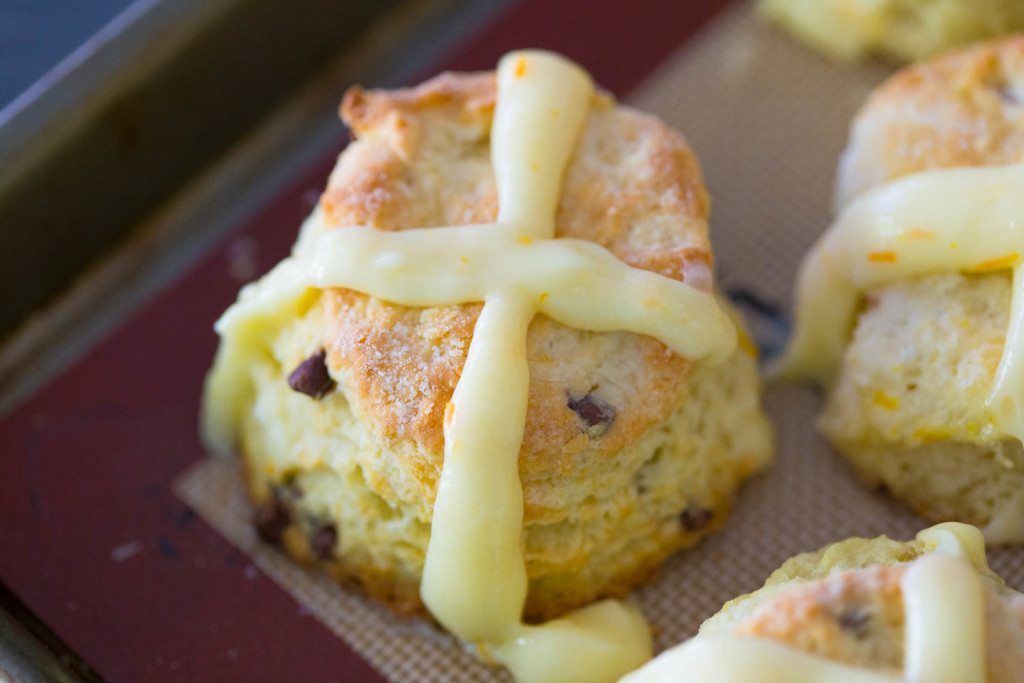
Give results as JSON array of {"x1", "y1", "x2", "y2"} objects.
[
  {"x1": 619, "y1": 523, "x2": 990, "y2": 683},
  {"x1": 776, "y1": 164, "x2": 1024, "y2": 442},
  {"x1": 203, "y1": 50, "x2": 736, "y2": 683}
]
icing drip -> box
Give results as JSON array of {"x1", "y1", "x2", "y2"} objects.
[
  {"x1": 203, "y1": 50, "x2": 737, "y2": 682},
  {"x1": 422, "y1": 291, "x2": 534, "y2": 639},
  {"x1": 902, "y1": 555, "x2": 985, "y2": 683},
  {"x1": 620, "y1": 523, "x2": 990, "y2": 683},
  {"x1": 775, "y1": 164, "x2": 1024, "y2": 442}
]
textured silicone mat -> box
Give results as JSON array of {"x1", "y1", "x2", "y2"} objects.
[{"x1": 176, "y1": 2, "x2": 1024, "y2": 681}]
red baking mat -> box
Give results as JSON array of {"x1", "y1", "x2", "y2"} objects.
[{"x1": 0, "y1": 1, "x2": 733, "y2": 680}]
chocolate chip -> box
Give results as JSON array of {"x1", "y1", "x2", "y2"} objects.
[
  {"x1": 567, "y1": 392, "x2": 616, "y2": 435},
  {"x1": 680, "y1": 506, "x2": 714, "y2": 532},
  {"x1": 837, "y1": 607, "x2": 872, "y2": 639},
  {"x1": 275, "y1": 480, "x2": 303, "y2": 505},
  {"x1": 310, "y1": 524, "x2": 337, "y2": 560},
  {"x1": 998, "y1": 84, "x2": 1021, "y2": 105},
  {"x1": 288, "y1": 350, "x2": 336, "y2": 399},
  {"x1": 253, "y1": 500, "x2": 290, "y2": 545}
]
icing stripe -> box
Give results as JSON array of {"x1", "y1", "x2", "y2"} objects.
[
  {"x1": 493, "y1": 51, "x2": 595, "y2": 234},
  {"x1": 218, "y1": 221, "x2": 734, "y2": 361},
  {"x1": 620, "y1": 634, "x2": 902, "y2": 683},
  {"x1": 776, "y1": 164, "x2": 1024, "y2": 441},
  {"x1": 421, "y1": 292, "x2": 534, "y2": 641},
  {"x1": 903, "y1": 556, "x2": 985, "y2": 683}
]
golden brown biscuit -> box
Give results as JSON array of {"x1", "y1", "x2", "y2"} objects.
[
  {"x1": 761, "y1": 0, "x2": 1024, "y2": 63},
  {"x1": 703, "y1": 529, "x2": 1024, "y2": 680},
  {"x1": 227, "y1": 69, "x2": 773, "y2": 620},
  {"x1": 626, "y1": 525, "x2": 1024, "y2": 681},
  {"x1": 795, "y1": 37, "x2": 1024, "y2": 542}
]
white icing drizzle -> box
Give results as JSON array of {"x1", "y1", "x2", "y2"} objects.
[
  {"x1": 903, "y1": 555, "x2": 985, "y2": 683},
  {"x1": 775, "y1": 164, "x2": 1024, "y2": 442},
  {"x1": 916, "y1": 520, "x2": 990, "y2": 569},
  {"x1": 203, "y1": 50, "x2": 738, "y2": 682},
  {"x1": 620, "y1": 523, "x2": 990, "y2": 683},
  {"x1": 619, "y1": 635, "x2": 903, "y2": 683}
]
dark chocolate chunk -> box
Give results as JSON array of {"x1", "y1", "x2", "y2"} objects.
[
  {"x1": 275, "y1": 480, "x2": 303, "y2": 505},
  {"x1": 310, "y1": 524, "x2": 337, "y2": 560},
  {"x1": 567, "y1": 392, "x2": 616, "y2": 435},
  {"x1": 998, "y1": 84, "x2": 1021, "y2": 105},
  {"x1": 679, "y1": 506, "x2": 714, "y2": 532},
  {"x1": 288, "y1": 349, "x2": 336, "y2": 399},
  {"x1": 837, "y1": 607, "x2": 872, "y2": 639},
  {"x1": 253, "y1": 500, "x2": 290, "y2": 545}
]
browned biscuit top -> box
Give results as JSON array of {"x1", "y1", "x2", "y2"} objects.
[
  {"x1": 307, "y1": 70, "x2": 715, "y2": 475},
  {"x1": 734, "y1": 564, "x2": 1024, "y2": 680},
  {"x1": 839, "y1": 35, "x2": 1024, "y2": 205},
  {"x1": 736, "y1": 566, "x2": 907, "y2": 671}
]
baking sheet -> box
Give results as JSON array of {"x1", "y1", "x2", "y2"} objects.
[
  {"x1": 0, "y1": 0, "x2": 735, "y2": 680},
  {"x1": 175, "y1": 2, "x2": 1024, "y2": 680}
]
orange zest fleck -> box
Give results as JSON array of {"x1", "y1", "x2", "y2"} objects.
[
  {"x1": 867, "y1": 251, "x2": 898, "y2": 263},
  {"x1": 905, "y1": 229, "x2": 933, "y2": 240},
  {"x1": 538, "y1": 291, "x2": 549, "y2": 304},
  {"x1": 737, "y1": 328, "x2": 759, "y2": 359},
  {"x1": 514, "y1": 57, "x2": 527, "y2": 78},
  {"x1": 912, "y1": 427, "x2": 952, "y2": 443},
  {"x1": 969, "y1": 253, "x2": 1019, "y2": 273},
  {"x1": 517, "y1": 235, "x2": 533, "y2": 245},
  {"x1": 872, "y1": 390, "x2": 899, "y2": 410}
]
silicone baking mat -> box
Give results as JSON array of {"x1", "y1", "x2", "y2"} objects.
[{"x1": 6, "y1": 0, "x2": 1024, "y2": 681}]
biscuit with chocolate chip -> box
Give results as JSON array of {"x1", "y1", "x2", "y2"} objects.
[
  {"x1": 227, "y1": 67, "x2": 773, "y2": 620},
  {"x1": 696, "y1": 529, "x2": 1024, "y2": 680}
]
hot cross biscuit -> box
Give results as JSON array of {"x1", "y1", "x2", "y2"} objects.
[
  {"x1": 204, "y1": 50, "x2": 773, "y2": 682},
  {"x1": 624, "y1": 524, "x2": 1024, "y2": 683},
  {"x1": 780, "y1": 36, "x2": 1024, "y2": 543}
]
